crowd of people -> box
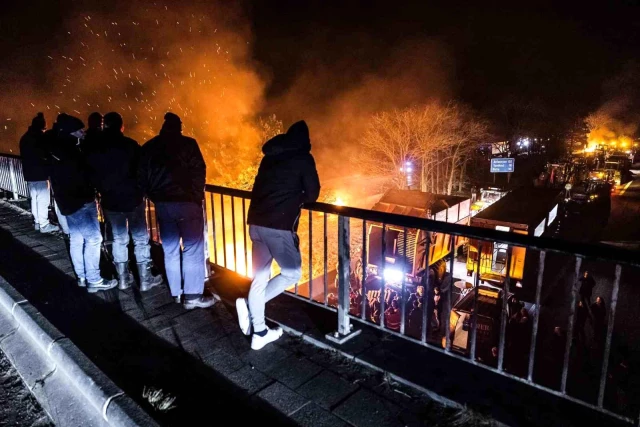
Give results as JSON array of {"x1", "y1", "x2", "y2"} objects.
[{"x1": 19, "y1": 111, "x2": 320, "y2": 351}]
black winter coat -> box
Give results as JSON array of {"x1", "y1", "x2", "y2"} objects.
[
  {"x1": 85, "y1": 129, "x2": 142, "y2": 212},
  {"x1": 48, "y1": 133, "x2": 95, "y2": 216},
  {"x1": 247, "y1": 121, "x2": 320, "y2": 231},
  {"x1": 19, "y1": 127, "x2": 49, "y2": 182},
  {"x1": 138, "y1": 130, "x2": 206, "y2": 205}
]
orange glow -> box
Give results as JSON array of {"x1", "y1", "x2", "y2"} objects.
[{"x1": 335, "y1": 197, "x2": 346, "y2": 207}]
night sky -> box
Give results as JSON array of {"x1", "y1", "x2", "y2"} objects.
[{"x1": 1, "y1": 0, "x2": 639, "y2": 148}]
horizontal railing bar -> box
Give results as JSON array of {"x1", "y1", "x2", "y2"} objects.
[
  {"x1": 204, "y1": 183, "x2": 640, "y2": 267},
  {"x1": 0, "y1": 152, "x2": 22, "y2": 160}
]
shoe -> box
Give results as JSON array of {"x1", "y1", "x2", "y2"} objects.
[
  {"x1": 251, "y1": 327, "x2": 283, "y2": 351},
  {"x1": 115, "y1": 262, "x2": 134, "y2": 290},
  {"x1": 40, "y1": 223, "x2": 60, "y2": 234},
  {"x1": 137, "y1": 263, "x2": 163, "y2": 292},
  {"x1": 183, "y1": 294, "x2": 220, "y2": 310},
  {"x1": 174, "y1": 295, "x2": 182, "y2": 304},
  {"x1": 34, "y1": 224, "x2": 40, "y2": 231},
  {"x1": 87, "y1": 278, "x2": 118, "y2": 293},
  {"x1": 236, "y1": 298, "x2": 251, "y2": 336},
  {"x1": 77, "y1": 278, "x2": 86, "y2": 288}
]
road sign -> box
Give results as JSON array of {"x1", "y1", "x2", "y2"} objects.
[{"x1": 490, "y1": 158, "x2": 515, "y2": 173}]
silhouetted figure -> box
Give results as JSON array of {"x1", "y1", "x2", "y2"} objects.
[
  {"x1": 235, "y1": 120, "x2": 320, "y2": 350},
  {"x1": 49, "y1": 114, "x2": 117, "y2": 292},
  {"x1": 574, "y1": 300, "x2": 588, "y2": 345},
  {"x1": 408, "y1": 299, "x2": 423, "y2": 336},
  {"x1": 84, "y1": 112, "x2": 162, "y2": 292},
  {"x1": 579, "y1": 270, "x2": 596, "y2": 306},
  {"x1": 20, "y1": 112, "x2": 59, "y2": 233},
  {"x1": 139, "y1": 112, "x2": 214, "y2": 310},
  {"x1": 82, "y1": 112, "x2": 103, "y2": 151},
  {"x1": 591, "y1": 296, "x2": 607, "y2": 350},
  {"x1": 385, "y1": 299, "x2": 401, "y2": 331}
]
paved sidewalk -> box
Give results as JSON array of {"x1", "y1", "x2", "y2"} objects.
[{"x1": 0, "y1": 202, "x2": 467, "y2": 427}]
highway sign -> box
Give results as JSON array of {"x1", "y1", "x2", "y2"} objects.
[{"x1": 490, "y1": 158, "x2": 515, "y2": 173}]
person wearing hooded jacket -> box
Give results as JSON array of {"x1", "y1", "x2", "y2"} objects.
[
  {"x1": 19, "y1": 113, "x2": 59, "y2": 233},
  {"x1": 236, "y1": 120, "x2": 320, "y2": 350},
  {"x1": 138, "y1": 112, "x2": 217, "y2": 310},
  {"x1": 49, "y1": 113, "x2": 117, "y2": 293},
  {"x1": 43, "y1": 117, "x2": 70, "y2": 235},
  {"x1": 84, "y1": 112, "x2": 163, "y2": 292}
]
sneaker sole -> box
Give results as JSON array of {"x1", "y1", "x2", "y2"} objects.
[
  {"x1": 87, "y1": 283, "x2": 118, "y2": 293},
  {"x1": 236, "y1": 299, "x2": 251, "y2": 336}
]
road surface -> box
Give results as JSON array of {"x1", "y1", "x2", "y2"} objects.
[{"x1": 0, "y1": 349, "x2": 52, "y2": 426}]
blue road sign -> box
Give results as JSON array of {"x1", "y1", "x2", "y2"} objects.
[{"x1": 490, "y1": 158, "x2": 515, "y2": 173}]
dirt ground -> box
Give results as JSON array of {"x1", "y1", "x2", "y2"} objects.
[{"x1": 0, "y1": 350, "x2": 52, "y2": 427}]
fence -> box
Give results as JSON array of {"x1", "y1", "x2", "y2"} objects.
[
  {"x1": 0, "y1": 153, "x2": 29, "y2": 199},
  {"x1": 2, "y1": 153, "x2": 640, "y2": 425}
]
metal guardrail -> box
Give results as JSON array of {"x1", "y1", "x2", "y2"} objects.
[
  {"x1": 1, "y1": 153, "x2": 639, "y2": 424},
  {"x1": 0, "y1": 153, "x2": 29, "y2": 199}
]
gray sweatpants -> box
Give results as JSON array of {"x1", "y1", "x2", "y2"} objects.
[{"x1": 248, "y1": 225, "x2": 302, "y2": 332}]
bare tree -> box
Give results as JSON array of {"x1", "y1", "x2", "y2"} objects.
[{"x1": 359, "y1": 102, "x2": 487, "y2": 195}]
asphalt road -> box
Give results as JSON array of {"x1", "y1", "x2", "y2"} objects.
[
  {"x1": 600, "y1": 178, "x2": 640, "y2": 246},
  {"x1": 0, "y1": 349, "x2": 52, "y2": 427}
]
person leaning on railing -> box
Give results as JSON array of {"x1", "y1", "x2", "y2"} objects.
[
  {"x1": 235, "y1": 120, "x2": 321, "y2": 350},
  {"x1": 138, "y1": 112, "x2": 219, "y2": 310},
  {"x1": 19, "y1": 113, "x2": 60, "y2": 234}
]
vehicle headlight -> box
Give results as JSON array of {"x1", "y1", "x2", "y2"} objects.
[{"x1": 383, "y1": 268, "x2": 404, "y2": 284}]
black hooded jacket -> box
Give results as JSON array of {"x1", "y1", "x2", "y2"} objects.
[
  {"x1": 138, "y1": 129, "x2": 206, "y2": 205},
  {"x1": 48, "y1": 122, "x2": 96, "y2": 216},
  {"x1": 19, "y1": 126, "x2": 49, "y2": 182},
  {"x1": 247, "y1": 121, "x2": 321, "y2": 231},
  {"x1": 85, "y1": 129, "x2": 142, "y2": 212}
]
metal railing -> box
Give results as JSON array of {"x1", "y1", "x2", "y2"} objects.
[
  {"x1": 202, "y1": 184, "x2": 640, "y2": 425},
  {"x1": 0, "y1": 153, "x2": 29, "y2": 199},
  {"x1": 1, "y1": 153, "x2": 639, "y2": 424}
]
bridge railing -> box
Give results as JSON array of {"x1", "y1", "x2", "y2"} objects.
[
  {"x1": 2, "y1": 153, "x2": 639, "y2": 424},
  {"x1": 0, "y1": 153, "x2": 29, "y2": 200}
]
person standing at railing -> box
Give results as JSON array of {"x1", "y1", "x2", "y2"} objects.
[
  {"x1": 81, "y1": 112, "x2": 103, "y2": 152},
  {"x1": 138, "y1": 112, "x2": 218, "y2": 310},
  {"x1": 48, "y1": 113, "x2": 118, "y2": 293},
  {"x1": 235, "y1": 120, "x2": 320, "y2": 350},
  {"x1": 85, "y1": 112, "x2": 163, "y2": 292},
  {"x1": 19, "y1": 113, "x2": 60, "y2": 234}
]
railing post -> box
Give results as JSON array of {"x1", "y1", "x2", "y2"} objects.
[
  {"x1": 326, "y1": 215, "x2": 361, "y2": 344},
  {"x1": 202, "y1": 200, "x2": 211, "y2": 278},
  {"x1": 8, "y1": 159, "x2": 19, "y2": 200}
]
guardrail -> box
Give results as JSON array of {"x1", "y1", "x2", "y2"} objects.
[
  {"x1": 0, "y1": 153, "x2": 29, "y2": 199},
  {"x1": 2, "y1": 152, "x2": 639, "y2": 424}
]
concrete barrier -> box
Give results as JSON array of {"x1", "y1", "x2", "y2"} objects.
[{"x1": 0, "y1": 276, "x2": 157, "y2": 427}]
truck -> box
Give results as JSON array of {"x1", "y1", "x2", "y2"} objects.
[
  {"x1": 365, "y1": 190, "x2": 471, "y2": 288},
  {"x1": 465, "y1": 187, "x2": 563, "y2": 301}
]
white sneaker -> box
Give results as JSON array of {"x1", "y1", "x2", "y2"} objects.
[
  {"x1": 236, "y1": 298, "x2": 251, "y2": 336},
  {"x1": 251, "y1": 327, "x2": 283, "y2": 351},
  {"x1": 40, "y1": 223, "x2": 60, "y2": 234}
]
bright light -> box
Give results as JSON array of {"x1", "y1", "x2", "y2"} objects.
[
  {"x1": 383, "y1": 268, "x2": 404, "y2": 284},
  {"x1": 335, "y1": 197, "x2": 346, "y2": 207},
  {"x1": 406, "y1": 167, "x2": 413, "y2": 173},
  {"x1": 523, "y1": 140, "x2": 530, "y2": 147}
]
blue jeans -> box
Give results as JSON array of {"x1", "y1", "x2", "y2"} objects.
[
  {"x1": 104, "y1": 202, "x2": 151, "y2": 264},
  {"x1": 66, "y1": 201, "x2": 102, "y2": 284},
  {"x1": 248, "y1": 225, "x2": 302, "y2": 332},
  {"x1": 27, "y1": 181, "x2": 50, "y2": 228},
  {"x1": 155, "y1": 202, "x2": 205, "y2": 299}
]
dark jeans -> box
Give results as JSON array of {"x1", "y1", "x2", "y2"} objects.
[{"x1": 155, "y1": 202, "x2": 205, "y2": 299}]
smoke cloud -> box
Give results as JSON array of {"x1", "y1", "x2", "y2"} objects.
[{"x1": 0, "y1": 1, "x2": 265, "y2": 183}]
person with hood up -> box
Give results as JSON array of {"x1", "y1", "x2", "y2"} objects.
[
  {"x1": 235, "y1": 120, "x2": 320, "y2": 350},
  {"x1": 19, "y1": 113, "x2": 59, "y2": 233},
  {"x1": 49, "y1": 113, "x2": 117, "y2": 293},
  {"x1": 85, "y1": 112, "x2": 163, "y2": 291},
  {"x1": 138, "y1": 112, "x2": 216, "y2": 310}
]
